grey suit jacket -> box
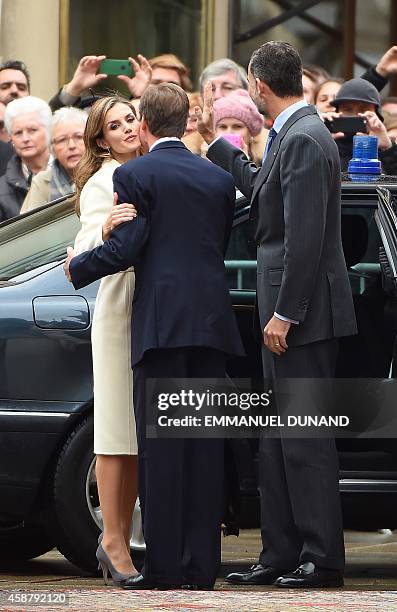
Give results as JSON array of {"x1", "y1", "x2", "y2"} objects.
[{"x1": 207, "y1": 105, "x2": 357, "y2": 347}]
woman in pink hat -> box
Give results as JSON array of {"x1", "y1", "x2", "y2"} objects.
[{"x1": 212, "y1": 88, "x2": 265, "y2": 165}]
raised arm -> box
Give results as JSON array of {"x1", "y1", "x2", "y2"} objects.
[
  {"x1": 196, "y1": 81, "x2": 260, "y2": 199},
  {"x1": 206, "y1": 138, "x2": 259, "y2": 199}
]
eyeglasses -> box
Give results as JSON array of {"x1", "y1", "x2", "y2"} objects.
[
  {"x1": 211, "y1": 83, "x2": 240, "y2": 94},
  {"x1": 52, "y1": 133, "x2": 84, "y2": 147}
]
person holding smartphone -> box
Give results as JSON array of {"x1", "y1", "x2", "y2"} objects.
[
  {"x1": 209, "y1": 89, "x2": 265, "y2": 166},
  {"x1": 321, "y1": 78, "x2": 397, "y2": 175}
]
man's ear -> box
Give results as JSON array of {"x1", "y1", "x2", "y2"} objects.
[
  {"x1": 256, "y1": 78, "x2": 270, "y2": 98},
  {"x1": 140, "y1": 116, "x2": 148, "y2": 133}
]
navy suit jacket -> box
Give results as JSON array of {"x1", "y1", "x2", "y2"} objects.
[{"x1": 70, "y1": 141, "x2": 245, "y2": 365}]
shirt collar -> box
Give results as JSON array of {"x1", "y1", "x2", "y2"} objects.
[
  {"x1": 149, "y1": 137, "x2": 181, "y2": 152},
  {"x1": 272, "y1": 99, "x2": 308, "y2": 134}
]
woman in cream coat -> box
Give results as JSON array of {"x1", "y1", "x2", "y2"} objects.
[{"x1": 73, "y1": 96, "x2": 140, "y2": 583}]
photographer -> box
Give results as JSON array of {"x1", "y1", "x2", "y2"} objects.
[{"x1": 321, "y1": 78, "x2": 397, "y2": 176}]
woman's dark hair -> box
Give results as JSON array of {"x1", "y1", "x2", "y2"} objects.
[{"x1": 250, "y1": 41, "x2": 303, "y2": 98}]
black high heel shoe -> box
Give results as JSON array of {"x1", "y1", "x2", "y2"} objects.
[{"x1": 96, "y1": 543, "x2": 136, "y2": 587}]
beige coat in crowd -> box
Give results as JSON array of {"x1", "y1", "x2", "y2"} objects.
[{"x1": 20, "y1": 166, "x2": 75, "y2": 213}]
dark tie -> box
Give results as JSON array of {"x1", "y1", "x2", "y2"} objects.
[{"x1": 263, "y1": 127, "x2": 277, "y2": 163}]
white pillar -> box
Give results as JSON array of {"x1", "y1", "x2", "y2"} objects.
[
  {"x1": 213, "y1": 0, "x2": 230, "y2": 60},
  {"x1": 0, "y1": 0, "x2": 60, "y2": 102}
]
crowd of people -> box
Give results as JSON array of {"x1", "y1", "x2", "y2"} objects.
[
  {"x1": 2, "y1": 44, "x2": 397, "y2": 220},
  {"x1": 2, "y1": 39, "x2": 397, "y2": 592},
  {"x1": 59, "y1": 39, "x2": 359, "y2": 591}
]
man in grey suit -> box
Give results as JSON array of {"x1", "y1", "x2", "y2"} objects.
[{"x1": 197, "y1": 41, "x2": 357, "y2": 588}]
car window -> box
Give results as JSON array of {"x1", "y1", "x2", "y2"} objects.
[
  {"x1": 225, "y1": 200, "x2": 383, "y2": 296},
  {"x1": 225, "y1": 201, "x2": 256, "y2": 291},
  {"x1": 342, "y1": 206, "x2": 382, "y2": 296},
  {"x1": 0, "y1": 201, "x2": 79, "y2": 281}
]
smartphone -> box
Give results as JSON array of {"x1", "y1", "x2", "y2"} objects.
[
  {"x1": 324, "y1": 116, "x2": 367, "y2": 135},
  {"x1": 99, "y1": 59, "x2": 132, "y2": 77},
  {"x1": 221, "y1": 133, "x2": 243, "y2": 148}
]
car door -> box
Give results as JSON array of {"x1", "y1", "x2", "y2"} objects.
[
  {"x1": 0, "y1": 200, "x2": 98, "y2": 404},
  {"x1": 0, "y1": 201, "x2": 100, "y2": 521},
  {"x1": 375, "y1": 186, "x2": 397, "y2": 375}
]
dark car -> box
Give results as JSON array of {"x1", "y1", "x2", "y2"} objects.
[{"x1": 0, "y1": 184, "x2": 396, "y2": 573}]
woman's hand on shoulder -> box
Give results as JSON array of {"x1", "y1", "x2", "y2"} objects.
[{"x1": 102, "y1": 193, "x2": 138, "y2": 241}]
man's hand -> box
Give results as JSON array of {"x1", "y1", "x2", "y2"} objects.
[
  {"x1": 64, "y1": 246, "x2": 76, "y2": 282},
  {"x1": 263, "y1": 316, "x2": 291, "y2": 356},
  {"x1": 102, "y1": 192, "x2": 138, "y2": 241},
  {"x1": 360, "y1": 111, "x2": 392, "y2": 150},
  {"x1": 376, "y1": 45, "x2": 397, "y2": 77},
  {"x1": 117, "y1": 55, "x2": 152, "y2": 98},
  {"x1": 64, "y1": 55, "x2": 108, "y2": 97},
  {"x1": 195, "y1": 81, "x2": 216, "y2": 144}
]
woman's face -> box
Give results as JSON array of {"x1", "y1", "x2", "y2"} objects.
[
  {"x1": 100, "y1": 103, "x2": 140, "y2": 162},
  {"x1": 11, "y1": 113, "x2": 48, "y2": 161},
  {"x1": 215, "y1": 117, "x2": 250, "y2": 145},
  {"x1": 52, "y1": 120, "x2": 85, "y2": 175},
  {"x1": 185, "y1": 108, "x2": 198, "y2": 135},
  {"x1": 315, "y1": 81, "x2": 342, "y2": 113}
]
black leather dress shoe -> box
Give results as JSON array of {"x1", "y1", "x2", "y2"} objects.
[
  {"x1": 122, "y1": 573, "x2": 180, "y2": 590},
  {"x1": 225, "y1": 564, "x2": 284, "y2": 585},
  {"x1": 275, "y1": 562, "x2": 344, "y2": 588}
]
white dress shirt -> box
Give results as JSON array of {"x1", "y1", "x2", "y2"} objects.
[{"x1": 149, "y1": 137, "x2": 181, "y2": 152}]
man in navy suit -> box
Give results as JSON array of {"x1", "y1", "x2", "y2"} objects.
[{"x1": 64, "y1": 83, "x2": 244, "y2": 590}]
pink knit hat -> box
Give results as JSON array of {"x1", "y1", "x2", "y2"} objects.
[{"x1": 213, "y1": 89, "x2": 264, "y2": 137}]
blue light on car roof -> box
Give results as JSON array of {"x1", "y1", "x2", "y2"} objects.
[{"x1": 348, "y1": 135, "x2": 382, "y2": 182}]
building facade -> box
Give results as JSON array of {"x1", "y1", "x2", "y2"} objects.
[{"x1": 0, "y1": 0, "x2": 395, "y2": 101}]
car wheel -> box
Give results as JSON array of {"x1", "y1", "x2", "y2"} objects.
[
  {"x1": 51, "y1": 416, "x2": 101, "y2": 573},
  {"x1": 0, "y1": 523, "x2": 54, "y2": 561}
]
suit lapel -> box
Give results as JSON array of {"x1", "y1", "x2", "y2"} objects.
[{"x1": 251, "y1": 105, "x2": 317, "y2": 203}]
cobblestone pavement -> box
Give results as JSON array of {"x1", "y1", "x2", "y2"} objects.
[{"x1": 1, "y1": 529, "x2": 397, "y2": 611}]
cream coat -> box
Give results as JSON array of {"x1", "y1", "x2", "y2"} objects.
[
  {"x1": 21, "y1": 167, "x2": 75, "y2": 214},
  {"x1": 74, "y1": 158, "x2": 137, "y2": 455}
]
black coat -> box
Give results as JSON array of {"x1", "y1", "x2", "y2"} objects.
[
  {"x1": 70, "y1": 141, "x2": 245, "y2": 366},
  {"x1": 0, "y1": 141, "x2": 13, "y2": 177},
  {"x1": 0, "y1": 154, "x2": 30, "y2": 222}
]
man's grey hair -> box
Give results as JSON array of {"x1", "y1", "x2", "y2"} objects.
[
  {"x1": 5, "y1": 95, "x2": 53, "y2": 143},
  {"x1": 199, "y1": 58, "x2": 248, "y2": 92}
]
